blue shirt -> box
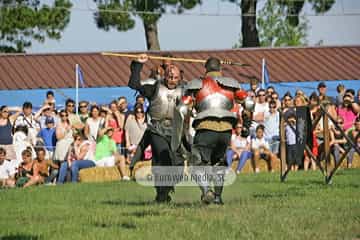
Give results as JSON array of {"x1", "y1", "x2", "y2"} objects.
[{"x1": 38, "y1": 128, "x2": 56, "y2": 151}]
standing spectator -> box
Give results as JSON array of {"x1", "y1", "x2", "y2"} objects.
[
  {"x1": 84, "y1": 105, "x2": 104, "y2": 142},
  {"x1": 346, "y1": 117, "x2": 360, "y2": 168},
  {"x1": 44, "y1": 90, "x2": 56, "y2": 107},
  {"x1": 53, "y1": 110, "x2": 73, "y2": 163},
  {"x1": 65, "y1": 99, "x2": 84, "y2": 132},
  {"x1": 282, "y1": 92, "x2": 293, "y2": 111},
  {"x1": 124, "y1": 104, "x2": 148, "y2": 161},
  {"x1": 251, "y1": 89, "x2": 269, "y2": 136},
  {"x1": 285, "y1": 113, "x2": 300, "y2": 171},
  {"x1": 135, "y1": 95, "x2": 149, "y2": 112},
  {"x1": 118, "y1": 96, "x2": 130, "y2": 117},
  {"x1": 57, "y1": 134, "x2": 95, "y2": 184},
  {"x1": 0, "y1": 147, "x2": 16, "y2": 188},
  {"x1": 36, "y1": 104, "x2": 58, "y2": 129},
  {"x1": 356, "y1": 89, "x2": 360, "y2": 104},
  {"x1": 78, "y1": 101, "x2": 89, "y2": 125},
  {"x1": 249, "y1": 78, "x2": 260, "y2": 94},
  {"x1": 264, "y1": 100, "x2": 280, "y2": 155},
  {"x1": 37, "y1": 117, "x2": 56, "y2": 158},
  {"x1": 265, "y1": 86, "x2": 275, "y2": 98},
  {"x1": 271, "y1": 92, "x2": 281, "y2": 109},
  {"x1": 251, "y1": 124, "x2": 276, "y2": 173},
  {"x1": 225, "y1": 123, "x2": 252, "y2": 174},
  {"x1": 95, "y1": 127, "x2": 130, "y2": 180},
  {"x1": 336, "y1": 84, "x2": 346, "y2": 107},
  {"x1": 104, "y1": 101, "x2": 125, "y2": 155},
  {"x1": 337, "y1": 93, "x2": 359, "y2": 131},
  {"x1": 317, "y1": 82, "x2": 333, "y2": 105},
  {"x1": 14, "y1": 102, "x2": 40, "y2": 145},
  {"x1": 0, "y1": 106, "x2": 21, "y2": 161},
  {"x1": 329, "y1": 117, "x2": 346, "y2": 166}
]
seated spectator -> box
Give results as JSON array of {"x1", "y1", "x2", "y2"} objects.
[
  {"x1": 329, "y1": 117, "x2": 346, "y2": 166},
  {"x1": 251, "y1": 124, "x2": 276, "y2": 173},
  {"x1": 37, "y1": 117, "x2": 56, "y2": 158},
  {"x1": 225, "y1": 123, "x2": 252, "y2": 174},
  {"x1": 346, "y1": 117, "x2": 360, "y2": 168},
  {"x1": 57, "y1": 134, "x2": 95, "y2": 184},
  {"x1": 0, "y1": 147, "x2": 16, "y2": 188},
  {"x1": 15, "y1": 149, "x2": 43, "y2": 188},
  {"x1": 264, "y1": 100, "x2": 280, "y2": 155},
  {"x1": 34, "y1": 148, "x2": 59, "y2": 184},
  {"x1": 95, "y1": 127, "x2": 130, "y2": 181},
  {"x1": 53, "y1": 110, "x2": 73, "y2": 163},
  {"x1": 13, "y1": 125, "x2": 35, "y2": 166}
]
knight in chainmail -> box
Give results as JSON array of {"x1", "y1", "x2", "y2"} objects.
[{"x1": 128, "y1": 54, "x2": 184, "y2": 203}]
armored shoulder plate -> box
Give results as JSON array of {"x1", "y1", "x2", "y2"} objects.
[
  {"x1": 184, "y1": 78, "x2": 202, "y2": 91},
  {"x1": 214, "y1": 76, "x2": 240, "y2": 89},
  {"x1": 140, "y1": 78, "x2": 158, "y2": 86}
]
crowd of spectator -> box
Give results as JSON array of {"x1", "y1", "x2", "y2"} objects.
[{"x1": 0, "y1": 79, "x2": 359, "y2": 188}]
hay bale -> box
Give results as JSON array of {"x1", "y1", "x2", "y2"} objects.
[{"x1": 79, "y1": 167, "x2": 121, "y2": 183}]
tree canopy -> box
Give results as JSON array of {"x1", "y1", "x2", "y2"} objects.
[
  {"x1": 94, "y1": 0, "x2": 201, "y2": 50},
  {"x1": 0, "y1": 0, "x2": 72, "y2": 53}
]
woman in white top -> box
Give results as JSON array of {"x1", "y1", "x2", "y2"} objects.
[
  {"x1": 84, "y1": 105, "x2": 104, "y2": 142},
  {"x1": 54, "y1": 110, "x2": 73, "y2": 162},
  {"x1": 57, "y1": 133, "x2": 95, "y2": 184},
  {"x1": 225, "y1": 123, "x2": 252, "y2": 174}
]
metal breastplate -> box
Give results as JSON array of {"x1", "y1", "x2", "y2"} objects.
[{"x1": 149, "y1": 84, "x2": 182, "y2": 121}]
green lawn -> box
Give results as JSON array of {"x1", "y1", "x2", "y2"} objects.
[{"x1": 1, "y1": 169, "x2": 359, "y2": 240}]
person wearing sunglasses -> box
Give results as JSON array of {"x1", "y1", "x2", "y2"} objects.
[
  {"x1": 329, "y1": 116, "x2": 346, "y2": 166},
  {"x1": 65, "y1": 99, "x2": 84, "y2": 133},
  {"x1": 0, "y1": 105, "x2": 21, "y2": 161},
  {"x1": 53, "y1": 110, "x2": 73, "y2": 165}
]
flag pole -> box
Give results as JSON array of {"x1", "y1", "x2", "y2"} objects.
[
  {"x1": 261, "y1": 58, "x2": 265, "y2": 89},
  {"x1": 75, "y1": 64, "x2": 79, "y2": 116}
]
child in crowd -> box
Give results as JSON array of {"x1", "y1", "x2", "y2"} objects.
[{"x1": 37, "y1": 117, "x2": 56, "y2": 159}]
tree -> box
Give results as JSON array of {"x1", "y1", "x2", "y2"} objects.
[
  {"x1": 94, "y1": 0, "x2": 201, "y2": 50},
  {"x1": 228, "y1": 0, "x2": 260, "y2": 48},
  {"x1": 230, "y1": 0, "x2": 336, "y2": 48},
  {"x1": 257, "y1": 0, "x2": 308, "y2": 47},
  {"x1": 0, "y1": 0, "x2": 72, "y2": 53}
]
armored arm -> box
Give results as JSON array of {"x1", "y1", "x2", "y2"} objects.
[{"x1": 128, "y1": 61, "x2": 158, "y2": 99}]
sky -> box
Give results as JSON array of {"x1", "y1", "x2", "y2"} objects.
[{"x1": 28, "y1": 0, "x2": 360, "y2": 53}]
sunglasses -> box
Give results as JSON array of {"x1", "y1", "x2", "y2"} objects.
[
  {"x1": 236, "y1": 126, "x2": 243, "y2": 129},
  {"x1": 67, "y1": 104, "x2": 74, "y2": 107},
  {"x1": 337, "y1": 122, "x2": 344, "y2": 124},
  {"x1": 258, "y1": 94, "x2": 266, "y2": 97},
  {"x1": 80, "y1": 105, "x2": 87, "y2": 108},
  {"x1": 270, "y1": 106, "x2": 276, "y2": 109},
  {"x1": 2, "y1": 111, "x2": 9, "y2": 113},
  {"x1": 136, "y1": 110, "x2": 144, "y2": 113},
  {"x1": 284, "y1": 98, "x2": 292, "y2": 101},
  {"x1": 60, "y1": 114, "x2": 68, "y2": 117}
]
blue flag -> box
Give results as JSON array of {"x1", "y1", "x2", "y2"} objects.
[
  {"x1": 263, "y1": 62, "x2": 270, "y2": 88},
  {"x1": 77, "y1": 65, "x2": 85, "y2": 88}
]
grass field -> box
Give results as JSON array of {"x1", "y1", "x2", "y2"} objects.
[{"x1": 1, "y1": 169, "x2": 359, "y2": 240}]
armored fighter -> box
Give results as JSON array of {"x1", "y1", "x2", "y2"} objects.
[
  {"x1": 172, "y1": 57, "x2": 250, "y2": 204},
  {"x1": 128, "y1": 54, "x2": 184, "y2": 203}
]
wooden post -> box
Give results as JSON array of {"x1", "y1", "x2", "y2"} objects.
[
  {"x1": 323, "y1": 109, "x2": 330, "y2": 179},
  {"x1": 280, "y1": 113, "x2": 287, "y2": 179}
]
